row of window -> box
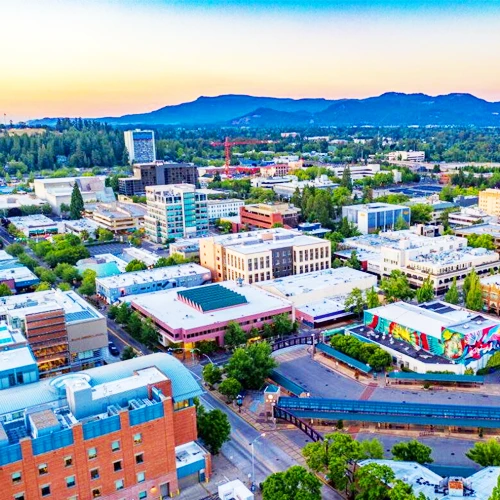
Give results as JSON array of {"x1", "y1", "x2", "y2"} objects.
[{"x1": 13, "y1": 484, "x2": 150, "y2": 499}]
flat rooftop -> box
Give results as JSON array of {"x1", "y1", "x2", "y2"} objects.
[
  {"x1": 130, "y1": 281, "x2": 291, "y2": 330},
  {"x1": 8, "y1": 214, "x2": 56, "y2": 228},
  {"x1": 481, "y1": 274, "x2": 500, "y2": 287},
  {"x1": 0, "y1": 289, "x2": 104, "y2": 324},
  {"x1": 122, "y1": 247, "x2": 160, "y2": 266},
  {"x1": 96, "y1": 263, "x2": 211, "y2": 288},
  {"x1": 64, "y1": 218, "x2": 99, "y2": 231},
  {"x1": 344, "y1": 202, "x2": 409, "y2": 212},
  {"x1": 0, "y1": 250, "x2": 16, "y2": 263},
  {"x1": 410, "y1": 246, "x2": 498, "y2": 266},
  {"x1": 455, "y1": 223, "x2": 500, "y2": 237},
  {"x1": 0, "y1": 265, "x2": 39, "y2": 284},
  {"x1": 0, "y1": 346, "x2": 37, "y2": 372},
  {"x1": 0, "y1": 194, "x2": 46, "y2": 209},
  {"x1": 178, "y1": 284, "x2": 248, "y2": 312}
]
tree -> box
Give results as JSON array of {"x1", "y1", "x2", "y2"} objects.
[
  {"x1": 225, "y1": 342, "x2": 277, "y2": 390},
  {"x1": 197, "y1": 406, "x2": 231, "y2": 454},
  {"x1": 140, "y1": 317, "x2": 158, "y2": 348},
  {"x1": 366, "y1": 287, "x2": 381, "y2": 309},
  {"x1": 389, "y1": 480, "x2": 426, "y2": 500},
  {"x1": 394, "y1": 214, "x2": 409, "y2": 231},
  {"x1": 346, "y1": 250, "x2": 362, "y2": 270},
  {"x1": 126, "y1": 312, "x2": 143, "y2": 337},
  {"x1": 416, "y1": 275, "x2": 434, "y2": 303},
  {"x1": 5, "y1": 243, "x2": 25, "y2": 257},
  {"x1": 54, "y1": 263, "x2": 80, "y2": 283},
  {"x1": 341, "y1": 166, "x2": 353, "y2": 192},
  {"x1": 345, "y1": 288, "x2": 366, "y2": 318},
  {"x1": 465, "y1": 269, "x2": 484, "y2": 311},
  {"x1": 360, "y1": 438, "x2": 384, "y2": 459},
  {"x1": 466, "y1": 439, "x2": 500, "y2": 466},
  {"x1": 355, "y1": 463, "x2": 395, "y2": 500},
  {"x1": 224, "y1": 321, "x2": 247, "y2": 349},
  {"x1": 262, "y1": 465, "x2": 322, "y2": 500},
  {"x1": 218, "y1": 377, "x2": 242, "y2": 402},
  {"x1": 391, "y1": 440, "x2": 433, "y2": 464},
  {"x1": 380, "y1": 270, "x2": 414, "y2": 303},
  {"x1": 489, "y1": 475, "x2": 500, "y2": 500},
  {"x1": 58, "y1": 282, "x2": 72, "y2": 291},
  {"x1": 69, "y1": 182, "x2": 84, "y2": 220},
  {"x1": 202, "y1": 363, "x2": 222, "y2": 388},
  {"x1": 467, "y1": 233, "x2": 495, "y2": 250},
  {"x1": 115, "y1": 302, "x2": 131, "y2": 325},
  {"x1": 0, "y1": 283, "x2": 13, "y2": 297},
  {"x1": 121, "y1": 346, "x2": 137, "y2": 360},
  {"x1": 96, "y1": 228, "x2": 114, "y2": 242},
  {"x1": 125, "y1": 259, "x2": 147, "y2": 272},
  {"x1": 78, "y1": 269, "x2": 96, "y2": 296},
  {"x1": 60, "y1": 203, "x2": 70, "y2": 215},
  {"x1": 34, "y1": 266, "x2": 58, "y2": 284},
  {"x1": 410, "y1": 204, "x2": 432, "y2": 225},
  {"x1": 444, "y1": 277, "x2": 460, "y2": 305},
  {"x1": 271, "y1": 313, "x2": 295, "y2": 337},
  {"x1": 35, "y1": 282, "x2": 52, "y2": 292}
]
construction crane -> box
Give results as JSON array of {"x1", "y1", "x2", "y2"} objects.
[{"x1": 210, "y1": 136, "x2": 270, "y2": 175}]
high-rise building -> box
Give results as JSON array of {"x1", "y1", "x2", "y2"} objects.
[
  {"x1": 0, "y1": 353, "x2": 210, "y2": 500},
  {"x1": 124, "y1": 130, "x2": 156, "y2": 164},
  {"x1": 144, "y1": 184, "x2": 209, "y2": 243}
]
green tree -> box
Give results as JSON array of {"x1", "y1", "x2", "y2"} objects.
[
  {"x1": 78, "y1": 269, "x2": 96, "y2": 296},
  {"x1": 224, "y1": 321, "x2": 247, "y2": 349},
  {"x1": 140, "y1": 317, "x2": 158, "y2": 348},
  {"x1": 389, "y1": 480, "x2": 426, "y2": 500},
  {"x1": 0, "y1": 283, "x2": 13, "y2": 297},
  {"x1": 466, "y1": 439, "x2": 500, "y2": 466},
  {"x1": 346, "y1": 250, "x2": 362, "y2": 270},
  {"x1": 58, "y1": 282, "x2": 72, "y2": 291},
  {"x1": 391, "y1": 440, "x2": 433, "y2": 464},
  {"x1": 126, "y1": 312, "x2": 143, "y2": 338},
  {"x1": 197, "y1": 406, "x2": 231, "y2": 454},
  {"x1": 366, "y1": 287, "x2": 381, "y2": 309},
  {"x1": 467, "y1": 233, "x2": 495, "y2": 250},
  {"x1": 225, "y1": 342, "x2": 277, "y2": 390},
  {"x1": 202, "y1": 363, "x2": 222, "y2": 388},
  {"x1": 465, "y1": 269, "x2": 484, "y2": 311},
  {"x1": 218, "y1": 377, "x2": 242, "y2": 402},
  {"x1": 262, "y1": 465, "x2": 322, "y2": 500},
  {"x1": 121, "y1": 346, "x2": 137, "y2": 360},
  {"x1": 69, "y1": 182, "x2": 84, "y2": 220},
  {"x1": 5, "y1": 243, "x2": 25, "y2": 257},
  {"x1": 271, "y1": 313, "x2": 295, "y2": 336},
  {"x1": 34, "y1": 266, "x2": 58, "y2": 284},
  {"x1": 444, "y1": 277, "x2": 460, "y2": 305},
  {"x1": 416, "y1": 275, "x2": 434, "y2": 303},
  {"x1": 486, "y1": 351, "x2": 500, "y2": 370},
  {"x1": 96, "y1": 228, "x2": 114, "y2": 242},
  {"x1": 341, "y1": 166, "x2": 353, "y2": 192},
  {"x1": 35, "y1": 282, "x2": 52, "y2": 292},
  {"x1": 360, "y1": 438, "x2": 384, "y2": 459},
  {"x1": 410, "y1": 204, "x2": 433, "y2": 225},
  {"x1": 489, "y1": 475, "x2": 500, "y2": 500},
  {"x1": 125, "y1": 259, "x2": 147, "y2": 272},
  {"x1": 355, "y1": 463, "x2": 395, "y2": 500},
  {"x1": 380, "y1": 270, "x2": 415, "y2": 303},
  {"x1": 115, "y1": 302, "x2": 131, "y2": 325},
  {"x1": 345, "y1": 288, "x2": 366, "y2": 318},
  {"x1": 60, "y1": 203, "x2": 70, "y2": 215},
  {"x1": 54, "y1": 263, "x2": 80, "y2": 282},
  {"x1": 394, "y1": 214, "x2": 409, "y2": 230}
]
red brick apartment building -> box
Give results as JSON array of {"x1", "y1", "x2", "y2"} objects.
[
  {"x1": 239, "y1": 203, "x2": 300, "y2": 229},
  {"x1": 0, "y1": 354, "x2": 209, "y2": 500}
]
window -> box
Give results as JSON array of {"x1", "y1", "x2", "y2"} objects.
[
  {"x1": 88, "y1": 447, "x2": 97, "y2": 460},
  {"x1": 138, "y1": 492, "x2": 147, "y2": 500},
  {"x1": 90, "y1": 469, "x2": 100, "y2": 480},
  {"x1": 133, "y1": 433, "x2": 142, "y2": 444},
  {"x1": 38, "y1": 464, "x2": 48, "y2": 475},
  {"x1": 115, "y1": 479, "x2": 124, "y2": 491},
  {"x1": 12, "y1": 472, "x2": 21, "y2": 484},
  {"x1": 41, "y1": 485, "x2": 50, "y2": 497},
  {"x1": 66, "y1": 476, "x2": 75, "y2": 488},
  {"x1": 111, "y1": 440, "x2": 120, "y2": 452},
  {"x1": 64, "y1": 456, "x2": 73, "y2": 467},
  {"x1": 137, "y1": 472, "x2": 145, "y2": 483},
  {"x1": 91, "y1": 488, "x2": 101, "y2": 498},
  {"x1": 14, "y1": 494, "x2": 25, "y2": 500},
  {"x1": 113, "y1": 461, "x2": 122, "y2": 472},
  {"x1": 135, "y1": 453, "x2": 144, "y2": 464}
]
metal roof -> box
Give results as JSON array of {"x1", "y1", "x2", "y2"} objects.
[
  {"x1": 269, "y1": 370, "x2": 306, "y2": 396},
  {"x1": 178, "y1": 284, "x2": 247, "y2": 312},
  {"x1": 316, "y1": 342, "x2": 372, "y2": 373},
  {"x1": 388, "y1": 372, "x2": 484, "y2": 384}
]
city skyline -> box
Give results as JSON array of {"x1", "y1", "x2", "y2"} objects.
[{"x1": 3, "y1": 0, "x2": 500, "y2": 121}]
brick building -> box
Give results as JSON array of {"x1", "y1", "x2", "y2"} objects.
[
  {"x1": 239, "y1": 203, "x2": 300, "y2": 230},
  {"x1": 0, "y1": 353, "x2": 209, "y2": 500}
]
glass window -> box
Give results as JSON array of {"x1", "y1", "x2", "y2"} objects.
[
  {"x1": 12, "y1": 472, "x2": 21, "y2": 484},
  {"x1": 66, "y1": 476, "x2": 76, "y2": 488},
  {"x1": 38, "y1": 464, "x2": 48, "y2": 475},
  {"x1": 138, "y1": 492, "x2": 147, "y2": 500},
  {"x1": 133, "y1": 433, "x2": 142, "y2": 444},
  {"x1": 137, "y1": 472, "x2": 145, "y2": 483},
  {"x1": 14, "y1": 494, "x2": 25, "y2": 500},
  {"x1": 90, "y1": 469, "x2": 100, "y2": 480},
  {"x1": 41, "y1": 485, "x2": 50, "y2": 497},
  {"x1": 91, "y1": 488, "x2": 101, "y2": 498},
  {"x1": 115, "y1": 479, "x2": 124, "y2": 491},
  {"x1": 64, "y1": 456, "x2": 73, "y2": 467},
  {"x1": 111, "y1": 440, "x2": 120, "y2": 452},
  {"x1": 113, "y1": 461, "x2": 122, "y2": 472},
  {"x1": 135, "y1": 453, "x2": 144, "y2": 464},
  {"x1": 88, "y1": 447, "x2": 97, "y2": 460}
]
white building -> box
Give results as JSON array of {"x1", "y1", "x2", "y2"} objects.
[
  {"x1": 342, "y1": 202, "x2": 411, "y2": 234},
  {"x1": 122, "y1": 247, "x2": 160, "y2": 268},
  {"x1": 124, "y1": 129, "x2": 156, "y2": 164},
  {"x1": 386, "y1": 150, "x2": 425, "y2": 162},
  {"x1": 145, "y1": 184, "x2": 209, "y2": 243},
  {"x1": 448, "y1": 207, "x2": 493, "y2": 227},
  {"x1": 8, "y1": 214, "x2": 59, "y2": 237},
  {"x1": 0, "y1": 193, "x2": 48, "y2": 215},
  {"x1": 273, "y1": 175, "x2": 339, "y2": 199},
  {"x1": 33, "y1": 177, "x2": 116, "y2": 215},
  {"x1": 206, "y1": 198, "x2": 244, "y2": 222},
  {"x1": 63, "y1": 218, "x2": 99, "y2": 238},
  {"x1": 328, "y1": 164, "x2": 381, "y2": 180}
]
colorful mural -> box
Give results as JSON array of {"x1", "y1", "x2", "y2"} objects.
[{"x1": 442, "y1": 324, "x2": 500, "y2": 363}]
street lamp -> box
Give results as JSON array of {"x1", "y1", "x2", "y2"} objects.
[
  {"x1": 250, "y1": 433, "x2": 266, "y2": 491},
  {"x1": 190, "y1": 347, "x2": 214, "y2": 365}
]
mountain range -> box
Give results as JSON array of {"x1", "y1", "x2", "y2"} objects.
[{"x1": 28, "y1": 92, "x2": 500, "y2": 127}]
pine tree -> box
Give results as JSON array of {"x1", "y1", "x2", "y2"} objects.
[
  {"x1": 444, "y1": 277, "x2": 460, "y2": 305},
  {"x1": 466, "y1": 278, "x2": 484, "y2": 311},
  {"x1": 341, "y1": 166, "x2": 353, "y2": 192},
  {"x1": 69, "y1": 182, "x2": 84, "y2": 220}
]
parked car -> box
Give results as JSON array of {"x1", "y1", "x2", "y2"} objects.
[{"x1": 108, "y1": 341, "x2": 119, "y2": 356}]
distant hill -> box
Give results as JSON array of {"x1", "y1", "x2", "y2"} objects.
[{"x1": 27, "y1": 92, "x2": 500, "y2": 127}]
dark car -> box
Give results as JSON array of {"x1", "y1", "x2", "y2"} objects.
[{"x1": 108, "y1": 341, "x2": 119, "y2": 356}]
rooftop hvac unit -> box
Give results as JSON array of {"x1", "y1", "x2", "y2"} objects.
[
  {"x1": 107, "y1": 405, "x2": 120, "y2": 416},
  {"x1": 129, "y1": 399, "x2": 145, "y2": 410}
]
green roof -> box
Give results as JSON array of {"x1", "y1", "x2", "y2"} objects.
[
  {"x1": 269, "y1": 370, "x2": 306, "y2": 396},
  {"x1": 387, "y1": 372, "x2": 484, "y2": 384},
  {"x1": 178, "y1": 284, "x2": 247, "y2": 312},
  {"x1": 316, "y1": 342, "x2": 372, "y2": 373}
]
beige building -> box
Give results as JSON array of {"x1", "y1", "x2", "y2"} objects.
[
  {"x1": 479, "y1": 189, "x2": 500, "y2": 217},
  {"x1": 91, "y1": 202, "x2": 146, "y2": 232},
  {"x1": 199, "y1": 228, "x2": 330, "y2": 283}
]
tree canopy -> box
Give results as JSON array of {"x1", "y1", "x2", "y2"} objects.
[
  {"x1": 391, "y1": 440, "x2": 433, "y2": 464},
  {"x1": 380, "y1": 270, "x2": 415, "y2": 303},
  {"x1": 69, "y1": 182, "x2": 84, "y2": 220},
  {"x1": 466, "y1": 439, "x2": 500, "y2": 466},
  {"x1": 262, "y1": 466, "x2": 322, "y2": 500}
]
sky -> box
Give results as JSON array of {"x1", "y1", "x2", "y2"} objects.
[{"x1": 2, "y1": 0, "x2": 500, "y2": 121}]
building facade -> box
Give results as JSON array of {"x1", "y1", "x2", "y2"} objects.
[
  {"x1": 342, "y1": 203, "x2": 411, "y2": 234},
  {"x1": 124, "y1": 130, "x2": 156, "y2": 164},
  {"x1": 199, "y1": 228, "x2": 330, "y2": 283},
  {"x1": 91, "y1": 203, "x2": 146, "y2": 233},
  {"x1": 207, "y1": 199, "x2": 244, "y2": 222},
  {"x1": 239, "y1": 203, "x2": 300, "y2": 229},
  {"x1": 479, "y1": 189, "x2": 500, "y2": 217},
  {"x1": 8, "y1": 215, "x2": 59, "y2": 238},
  {"x1": 145, "y1": 185, "x2": 209, "y2": 243},
  {"x1": 0, "y1": 354, "x2": 209, "y2": 500}
]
